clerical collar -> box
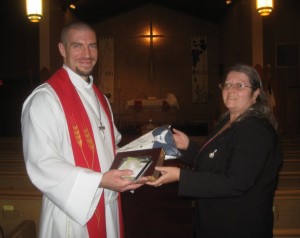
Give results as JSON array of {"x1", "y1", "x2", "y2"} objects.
[{"x1": 63, "y1": 65, "x2": 93, "y2": 88}]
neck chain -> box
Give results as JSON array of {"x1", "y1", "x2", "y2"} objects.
[{"x1": 77, "y1": 90, "x2": 106, "y2": 137}]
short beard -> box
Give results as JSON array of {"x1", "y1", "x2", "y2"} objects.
[{"x1": 75, "y1": 67, "x2": 93, "y2": 77}]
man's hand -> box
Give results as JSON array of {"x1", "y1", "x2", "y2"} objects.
[{"x1": 100, "y1": 169, "x2": 145, "y2": 192}]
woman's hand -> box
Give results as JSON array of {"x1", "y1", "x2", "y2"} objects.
[
  {"x1": 146, "y1": 166, "x2": 180, "y2": 187},
  {"x1": 172, "y1": 128, "x2": 189, "y2": 150}
]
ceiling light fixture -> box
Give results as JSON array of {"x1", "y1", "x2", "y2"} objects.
[
  {"x1": 69, "y1": 3, "x2": 76, "y2": 9},
  {"x1": 26, "y1": 0, "x2": 42, "y2": 22},
  {"x1": 256, "y1": 0, "x2": 273, "y2": 16}
]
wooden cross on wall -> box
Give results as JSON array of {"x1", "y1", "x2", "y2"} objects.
[{"x1": 140, "y1": 22, "x2": 164, "y2": 81}]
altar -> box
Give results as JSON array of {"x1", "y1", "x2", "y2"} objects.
[
  {"x1": 126, "y1": 93, "x2": 179, "y2": 110},
  {"x1": 124, "y1": 93, "x2": 181, "y2": 127}
]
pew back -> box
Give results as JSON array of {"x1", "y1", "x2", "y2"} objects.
[{"x1": 5, "y1": 220, "x2": 36, "y2": 238}]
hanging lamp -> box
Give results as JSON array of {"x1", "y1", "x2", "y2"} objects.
[
  {"x1": 256, "y1": 0, "x2": 273, "y2": 16},
  {"x1": 26, "y1": 0, "x2": 43, "y2": 22}
]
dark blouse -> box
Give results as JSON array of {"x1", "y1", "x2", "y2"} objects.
[{"x1": 178, "y1": 116, "x2": 282, "y2": 238}]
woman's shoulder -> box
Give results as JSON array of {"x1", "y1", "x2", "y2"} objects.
[
  {"x1": 238, "y1": 116, "x2": 272, "y2": 128},
  {"x1": 233, "y1": 116, "x2": 277, "y2": 139}
]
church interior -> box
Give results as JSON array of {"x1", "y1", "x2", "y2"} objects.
[{"x1": 0, "y1": 0, "x2": 300, "y2": 237}]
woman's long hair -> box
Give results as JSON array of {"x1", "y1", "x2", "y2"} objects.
[{"x1": 221, "y1": 63, "x2": 278, "y2": 129}]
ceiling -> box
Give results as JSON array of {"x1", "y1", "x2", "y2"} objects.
[{"x1": 63, "y1": 0, "x2": 233, "y2": 24}]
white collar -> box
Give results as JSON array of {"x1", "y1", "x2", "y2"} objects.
[{"x1": 63, "y1": 65, "x2": 94, "y2": 89}]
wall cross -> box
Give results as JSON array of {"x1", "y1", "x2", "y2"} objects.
[{"x1": 140, "y1": 22, "x2": 163, "y2": 81}]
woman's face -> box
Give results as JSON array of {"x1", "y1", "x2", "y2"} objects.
[{"x1": 222, "y1": 71, "x2": 259, "y2": 116}]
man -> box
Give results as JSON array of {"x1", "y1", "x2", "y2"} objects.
[{"x1": 21, "y1": 21, "x2": 141, "y2": 238}]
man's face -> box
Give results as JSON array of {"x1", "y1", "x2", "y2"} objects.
[{"x1": 59, "y1": 28, "x2": 98, "y2": 78}]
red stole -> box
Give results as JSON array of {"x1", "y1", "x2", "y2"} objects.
[{"x1": 48, "y1": 68, "x2": 124, "y2": 238}]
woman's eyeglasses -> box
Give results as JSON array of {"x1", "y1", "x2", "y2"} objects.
[{"x1": 219, "y1": 82, "x2": 252, "y2": 90}]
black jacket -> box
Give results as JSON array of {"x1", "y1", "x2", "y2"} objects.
[{"x1": 178, "y1": 116, "x2": 282, "y2": 238}]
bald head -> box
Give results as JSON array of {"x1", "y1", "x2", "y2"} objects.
[
  {"x1": 60, "y1": 21, "x2": 96, "y2": 46},
  {"x1": 58, "y1": 21, "x2": 98, "y2": 79}
]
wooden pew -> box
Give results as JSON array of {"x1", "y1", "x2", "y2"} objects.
[
  {"x1": 0, "y1": 163, "x2": 27, "y2": 176},
  {"x1": 278, "y1": 171, "x2": 300, "y2": 189},
  {"x1": 0, "y1": 138, "x2": 23, "y2": 154},
  {"x1": 0, "y1": 142, "x2": 27, "y2": 176},
  {"x1": 0, "y1": 193, "x2": 41, "y2": 236},
  {"x1": 0, "y1": 137, "x2": 22, "y2": 145},
  {"x1": 273, "y1": 190, "x2": 300, "y2": 238},
  {"x1": 274, "y1": 165, "x2": 300, "y2": 238},
  {"x1": 5, "y1": 220, "x2": 36, "y2": 238},
  {"x1": 280, "y1": 159, "x2": 300, "y2": 173},
  {"x1": 0, "y1": 172, "x2": 42, "y2": 236},
  {"x1": 0, "y1": 151, "x2": 24, "y2": 164}
]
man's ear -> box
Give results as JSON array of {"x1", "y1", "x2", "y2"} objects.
[{"x1": 58, "y1": 42, "x2": 66, "y2": 57}]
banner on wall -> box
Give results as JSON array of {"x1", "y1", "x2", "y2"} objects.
[
  {"x1": 98, "y1": 37, "x2": 114, "y2": 103},
  {"x1": 191, "y1": 35, "x2": 208, "y2": 102}
]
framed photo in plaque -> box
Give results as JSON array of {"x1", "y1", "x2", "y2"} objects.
[{"x1": 110, "y1": 147, "x2": 165, "y2": 182}]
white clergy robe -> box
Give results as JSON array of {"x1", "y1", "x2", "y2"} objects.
[{"x1": 21, "y1": 65, "x2": 122, "y2": 238}]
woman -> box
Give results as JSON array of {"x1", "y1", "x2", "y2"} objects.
[{"x1": 147, "y1": 64, "x2": 282, "y2": 238}]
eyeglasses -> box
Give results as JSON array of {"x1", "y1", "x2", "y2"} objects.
[{"x1": 219, "y1": 82, "x2": 252, "y2": 90}]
